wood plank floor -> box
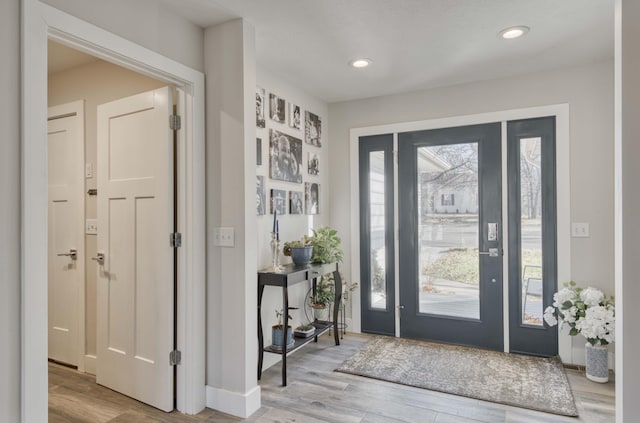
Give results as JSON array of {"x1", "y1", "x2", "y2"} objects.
[{"x1": 49, "y1": 333, "x2": 615, "y2": 423}]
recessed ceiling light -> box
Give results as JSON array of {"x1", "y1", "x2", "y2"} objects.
[
  {"x1": 499, "y1": 26, "x2": 530, "y2": 40},
  {"x1": 350, "y1": 58, "x2": 372, "y2": 68}
]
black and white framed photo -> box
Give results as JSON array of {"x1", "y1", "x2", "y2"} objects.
[
  {"x1": 288, "y1": 103, "x2": 301, "y2": 130},
  {"x1": 305, "y1": 182, "x2": 319, "y2": 215},
  {"x1": 256, "y1": 87, "x2": 265, "y2": 128},
  {"x1": 256, "y1": 176, "x2": 266, "y2": 216},
  {"x1": 270, "y1": 189, "x2": 287, "y2": 215},
  {"x1": 304, "y1": 111, "x2": 322, "y2": 147},
  {"x1": 289, "y1": 191, "x2": 304, "y2": 214},
  {"x1": 269, "y1": 129, "x2": 303, "y2": 183},
  {"x1": 269, "y1": 93, "x2": 286, "y2": 123},
  {"x1": 256, "y1": 138, "x2": 262, "y2": 166},
  {"x1": 308, "y1": 152, "x2": 319, "y2": 176}
]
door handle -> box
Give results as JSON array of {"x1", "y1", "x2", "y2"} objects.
[
  {"x1": 57, "y1": 249, "x2": 77, "y2": 260},
  {"x1": 479, "y1": 248, "x2": 500, "y2": 257},
  {"x1": 92, "y1": 252, "x2": 105, "y2": 265}
]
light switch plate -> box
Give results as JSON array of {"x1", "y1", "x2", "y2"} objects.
[
  {"x1": 85, "y1": 163, "x2": 93, "y2": 178},
  {"x1": 214, "y1": 227, "x2": 235, "y2": 247},
  {"x1": 86, "y1": 219, "x2": 98, "y2": 235}
]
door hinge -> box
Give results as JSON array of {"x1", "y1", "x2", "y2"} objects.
[
  {"x1": 170, "y1": 232, "x2": 182, "y2": 248},
  {"x1": 170, "y1": 350, "x2": 181, "y2": 366},
  {"x1": 169, "y1": 114, "x2": 181, "y2": 130}
]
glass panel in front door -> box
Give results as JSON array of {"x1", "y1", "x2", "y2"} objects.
[
  {"x1": 519, "y1": 137, "x2": 543, "y2": 326},
  {"x1": 369, "y1": 151, "x2": 387, "y2": 310},
  {"x1": 417, "y1": 143, "x2": 480, "y2": 320}
]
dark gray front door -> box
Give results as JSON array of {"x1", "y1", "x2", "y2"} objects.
[{"x1": 397, "y1": 123, "x2": 503, "y2": 351}]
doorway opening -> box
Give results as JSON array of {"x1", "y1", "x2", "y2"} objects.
[
  {"x1": 47, "y1": 40, "x2": 179, "y2": 413},
  {"x1": 23, "y1": 4, "x2": 206, "y2": 420}
]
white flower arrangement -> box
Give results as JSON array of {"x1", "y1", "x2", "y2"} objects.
[{"x1": 543, "y1": 281, "x2": 615, "y2": 346}]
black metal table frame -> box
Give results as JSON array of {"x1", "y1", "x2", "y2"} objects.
[{"x1": 257, "y1": 262, "x2": 341, "y2": 386}]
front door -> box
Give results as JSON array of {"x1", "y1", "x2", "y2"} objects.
[
  {"x1": 96, "y1": 87, "x2": 175, "y2": 411},
  {"x1": 48, "y1": 101, "x2": 85, "y2": 367},
  {"x1": 397, "y1": 123, "x2": 503, "y2": 350}
]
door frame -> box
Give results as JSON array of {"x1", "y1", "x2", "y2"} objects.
[
  {"x1": 348, "y1": 104, "x2": 571, "y2": 358},
  {"x1": 47, "y1": 100, "x2": 86, "y2": 372},
  {"x1": 22, "y1": 1, "x2": 206, "y2": 421}
]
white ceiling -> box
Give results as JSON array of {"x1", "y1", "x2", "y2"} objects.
[{"x1": 50, "y1": 1, "x2": 614, "y2": 103}]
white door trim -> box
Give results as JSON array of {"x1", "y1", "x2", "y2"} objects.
[
  {"x1": 21, "y1": 1, "x2": 206, "y2": 421},
  {"x1": 349, "y1": 104, "x2": 571, "y2": 361}
]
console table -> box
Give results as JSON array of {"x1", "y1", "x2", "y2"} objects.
[{"x1": 257, "y1": 262, "x2": 341, "y2": 386}]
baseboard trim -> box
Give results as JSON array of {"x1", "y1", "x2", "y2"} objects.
[
  {"x1": 205, "y1": 384, "x2": 261, "y2": 418},
  {"x1": 84, "y1": 354, "x2": 96, "y2": 375}
]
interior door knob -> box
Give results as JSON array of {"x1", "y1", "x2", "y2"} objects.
[
  {"x1": 91, "y1": 252, "x2": 105, "y2": 265},
  {"x1": 57, "y1": 248, "x2": 77, "y2": 260}
]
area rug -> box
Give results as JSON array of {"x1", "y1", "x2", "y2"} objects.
[{"x1": 336, "y1": 337, "x2": 578, "y2": 417}]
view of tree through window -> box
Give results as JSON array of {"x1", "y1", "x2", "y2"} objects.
[
  {"x1": 417, "y1": 143, "x2": 480, "y2": 319},
  {"x1": 519, "y1": 137, "x2": 543, "y2": 326}
]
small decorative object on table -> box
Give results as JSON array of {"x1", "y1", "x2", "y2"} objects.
[
  {"x1": 544, "y1": 281, "x2": 615, "y2": 383},
  {"x1": 272, "y1": 308, "x2": 297, "y2": 351},
  {"x1": 294, "y1": 323, "x2": 315, "y2": 338},
  {"x1": 283, "y1": 236, "x2": 313, "y2": 265},
  {"x1": 271, "y1": 210, "x2": 283, "y2": 272}
]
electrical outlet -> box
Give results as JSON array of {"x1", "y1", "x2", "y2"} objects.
[
  {"x1": 85, "y1": 219, "x2": 98, "y2": 235},
  {"x1": 571, "y1": 222, "x2": 589, "y2": 238}
]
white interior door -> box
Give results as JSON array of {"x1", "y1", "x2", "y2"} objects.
[
  {"x1": 96, "y1": 87, "x2": 175, "y2": 412},
  {"x1": 48, "y1": 101, "x2": 85, "y2": 367}
]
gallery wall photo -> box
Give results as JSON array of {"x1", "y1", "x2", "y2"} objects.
[
  {"x1": 304, "y1": 111, "x2": 322, "y2": 147},
  {"x1": 269, "y1": 129, "x2": 303, "y2": 183}
]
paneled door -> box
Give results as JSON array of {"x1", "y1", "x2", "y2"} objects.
[
  {"x1": 48, "y1": 101, "x2": 85, "y2": 367},
  {"x1": 96, "y1": 87, "x2": 175, "y2": 411},
  {"x1": 397, "y1": 123, "x2": 503, "y2": 350}
]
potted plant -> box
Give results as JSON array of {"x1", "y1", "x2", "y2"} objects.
[
  {"x1": 308, "y1": 226, "x2": 343, "y2": 264},
  {"x1": 307, "y1": 276, "x2": 334, "y2": 321},
  {"x1": 283, "y1": 237, "x2": 313, "y2": 265},
  {"x1": 294, "y1": 323, "x2": 315, "y2": 338},
  {"x1": 544, "y1": 281, "x2": 615, "y2": 383},
  {"x1": 271, "y1": 307, "x2": 298, "y2": 351}
]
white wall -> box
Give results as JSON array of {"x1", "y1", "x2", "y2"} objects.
[
  {"x1": 329, "y1": 61, "x2": 615, "y2": 365},
  {"x1": 256, "y1": 68, "x2": 330, "y2": 371},
  {"x1": 41, "y1": 0, "x2": 204, "y2": 72},
  {"x1": 204, "y1": 19, "x2": 260, "y2": 418},
  {"x1": 0, "y1": 0, "x2": 21, "y2": 420},
  {"x1": 616, "y1": 0, "x2": 640, "y2": 421},
  {"x1": 48, "y1": 58, "x2": 166, "y2": 361}
]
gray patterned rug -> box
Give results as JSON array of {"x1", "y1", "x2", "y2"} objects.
[{"x1": 336, "y1": 337, "x2": 578, "y2": 417}]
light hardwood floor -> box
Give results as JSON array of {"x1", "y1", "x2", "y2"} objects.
[{"x1": 49, "y1": 333, "x2": 615, "y2": 423}]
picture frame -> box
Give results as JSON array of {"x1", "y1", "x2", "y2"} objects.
[
  {"x1": 305, "y1": 182, "x2": 319, "y2": 215},
  {"x1": 304, "y1": 111, "x2": 322, "y2": 147},
  {"x1": 289, "y1": 103, "x2": 301, "y2": 130},
  {"x1": 269, "y1": 93, "x2": 286, "y2": 124},
  {"x1": 308, "y1": 152, "x2": 319, "y2": 176},
  {"x1": 256, "y1": 176, "x2": 266, "y2": 216},
  {"x1": 269, "y1": 129, "x2": 303, "y2": 183},
  {"x1": 256, "y1": 87, "x2": 265, "y2": 128},
  {"x1": 289, "y1": 191, "x2": 304, "y2": 214},
  {"x1": 257, "y1": 137, "x2": 262, "y2": 166},
  {"x1": 270, "y1": 189, "x2": 287, "y2": 215}
]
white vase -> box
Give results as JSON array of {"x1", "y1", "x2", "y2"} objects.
[{"x1": 585, "y1": 342, "x2": 609, "y2": 383}]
